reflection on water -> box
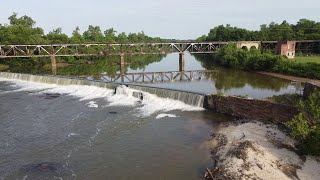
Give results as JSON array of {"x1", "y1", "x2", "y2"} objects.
[{"x1": 1, "y1": 52, "x2": 301, "y2": 98}]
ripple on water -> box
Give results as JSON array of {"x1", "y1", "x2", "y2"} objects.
[{"x1": 18, "y1": 162, "x2": 75, "y2": 180}]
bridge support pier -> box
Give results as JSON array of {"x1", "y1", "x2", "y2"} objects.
[
  {"x1": 120, "y1": 54, "x2": 125, "y2": 66},
  {"x1": 120, "y1": 54, "x2": 125, "y2": 83},
  {"x1": 50, "y1": 55, "x2": 57, "y2": 76},
  {"x1": 179, "y1": 52, "x2": 185, "y2": 72}
]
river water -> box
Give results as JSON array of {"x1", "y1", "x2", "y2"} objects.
[
  {"x1": 0, "y1": 79, "x2": 230, "y2": 180},
  {"x1": 0, "y1": 53, "x2": 301, "y2": 179}
]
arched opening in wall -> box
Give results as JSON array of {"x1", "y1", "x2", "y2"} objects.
[
  {"x1": 241, "y1": 46, "x2": 248, "y2": 51},
  {"x1": 250, "y1": 46, "x2": 257, "y2": 51}
]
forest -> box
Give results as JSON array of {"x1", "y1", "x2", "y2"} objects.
[
  {"x1": 2, "y1": 13, "x2": 320, "y2": 45},
  {"x1": 0, "y1": 13, "x2": 163, "y2": 45},
  {"x1": 197, "y1": 19, "x2": 320, "y2": 41}
]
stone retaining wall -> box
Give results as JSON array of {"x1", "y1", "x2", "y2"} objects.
[{"x1": 204, "y1": 95, "x2": 299, "y2": 122}]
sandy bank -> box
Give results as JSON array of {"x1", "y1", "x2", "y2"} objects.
[
  {"x1": 206, "y1": 121, "x2": 320, "y2": 180},
  {"x1": 258, "y1": 72, "x2": 320, "y2": 85}
]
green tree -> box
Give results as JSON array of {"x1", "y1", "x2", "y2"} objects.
[
  {"x1": 82, "y1": 25, "x2": 104, "y2": 42},
  {"x1": 104, "y1": 28, "x2": 117, "y2": 43},
  {"x1": 116, "y1": 32, "x2": 128, "y2": 43},
  {"x1": 46, "y1": 28, "x2": 69, "y2": 43},
  {"x1": 8, "y1": 12, "x2": 35, "y2": 28},
  {"x1": 70, "y1": 26, "x2": 83, "y2": 43},
  {"x1": 0, "y1": 13, "x2": 45, "y2": 44}
]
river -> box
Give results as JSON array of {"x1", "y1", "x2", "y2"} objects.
[{"x1": 0, "y1": 53, "x2": 301, "y2": 179}]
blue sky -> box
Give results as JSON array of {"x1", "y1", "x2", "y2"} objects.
[{"x1": 1, "y1": 0, "x2": 319, "y2": 39}]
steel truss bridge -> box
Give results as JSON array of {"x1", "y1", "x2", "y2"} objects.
[
  {"x1": 98, "y1": 70, "x2": 218, "y2": 83},
  {"x1": 0, "y1": 42, "x2": 228, "y2": 58},
  {"x1": 0, "y1": 40, "x2": 319, "y2": 58},
  {"x1": 1, "y1": 40, "x2": 319, "y2": 76}
]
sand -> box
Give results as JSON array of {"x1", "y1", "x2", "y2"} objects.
[{"x1": 207, "y1": 121, "x2": 320, "y2": 180}]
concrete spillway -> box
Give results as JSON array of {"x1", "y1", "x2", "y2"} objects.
[{"x1": 0, "y1": 72, "x2": 205, "y2": 108}]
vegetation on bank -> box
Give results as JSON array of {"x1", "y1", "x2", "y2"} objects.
[
  {"x1": 294, "y1": 56, "x2": 320, "y2": 64},
  {"x1": 286, "y1": 90, "x2": 320, "y2": 155},
  {"x1": 2, "y1": 13, "x2": 320, "y2": 45},
  {"x1": 0, "y1": 64, "x2": 9, "y2": 71},
  {"x1": 0, "y1": 13, "x2": 167, "y2": 71},
  {"x1": 205, "y1": 44, "x2": 320, "y2": 80},
  {"x1": 198, "y1": 19, "x2": 320, "y2": 42},
  {"x1": 257, "y1": 91, "x2": 320, "y2": 156},
  {"x1": 0, "y1": 13, "x2": 163, "y2": 45},
  {"x1": 266, "y1": 94, "x2": 303, "y2": 107}
]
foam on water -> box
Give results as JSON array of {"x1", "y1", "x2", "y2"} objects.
[
  {"x1": 67, "y1": 133, "x2": 80, "y2": 138},
  {"x1": 106, "y1": 86, "x2": 138, "y2": 106},
  {"x1": 87, "y1": 101, "x2": 99, "y2": 108},
  {"x1": 156, "y1": 114, "x2": 178, "y2": 119},
  {"x1": 0, "y1": 77, "x2": 203, "y2": 117}
]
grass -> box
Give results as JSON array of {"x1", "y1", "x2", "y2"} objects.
[
  {"x1": 265, "y1": 94, "x2": 303, "y2": 107},
  {"x1": 293, "y1": 56, "x2": 320, "y2": 64}
]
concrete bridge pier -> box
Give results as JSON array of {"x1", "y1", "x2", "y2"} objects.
[
  {"x1": 120, "y1": 54, "x2": 125, "y2": 83},
  {"x1": 50, "y1": 55, "x2": 57, "y2": 76},
  {"x1": 120, "y1": 54, "x2": 125, "y2": 66},
  {"x1": 179, "y1": 52, "x2": 185, "y2": 72}
]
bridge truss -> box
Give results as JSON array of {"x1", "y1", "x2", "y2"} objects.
[
  {"x1": 0, "y1": 42, "x2": 228, "y2": 58},
  {"x1": 99, "y1": 70, "x2": 218, "y2": 83},
  {"x1": 1, "y1": 40, "x2": 319, "y2": 58}
]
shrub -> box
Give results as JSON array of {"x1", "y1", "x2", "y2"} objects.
[{"x1": 286, "y1": 90, "x2": 320, "y2": 155}]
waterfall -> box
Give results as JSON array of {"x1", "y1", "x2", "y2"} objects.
[
  {"x1": 127, "y1": 85, "x2": 205, "y2": 107},
  {"x1": 0, "y1": 72, "x2": 117, "y2": 89},
  {"x1": 0, "y1": 72, "x2": 205, "y2": 107}
]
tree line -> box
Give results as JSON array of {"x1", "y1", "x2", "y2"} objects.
[
  {"x1": 194, "y1": 44, "x2": 320, "y2": 79},
  {"x1": 0, "y1": 13, "x2": 163, "y2": 45},
  {"x1": 2, "y1": 13, "x2": 320, "y2": 45},
  {"x1": 197, "y1": 19, "x2": 320, "y2": 41}
]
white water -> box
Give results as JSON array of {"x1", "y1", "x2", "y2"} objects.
[
  {"x1": 67, "y1": 133, "x2": 80, "y2": 138},
  {"x1": 0, "y1": 76, "x2": 203, "y2": 117},
  {"x1": 87, "y1": 101, "x2": 99, "y2": 108},
  {"x1": 156, "y1": 114, "x2": 178, "y2": 119},
  {"x1": 113, "y1": 85, "x2": 203, "y2": 117}
]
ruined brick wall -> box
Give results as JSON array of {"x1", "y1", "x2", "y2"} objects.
[{"x1": 204, "y1": 95, "x2": 299, "y2": 122}]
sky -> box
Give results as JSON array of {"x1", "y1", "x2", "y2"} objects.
[{"x1": 0, "y1": 0, "x2": 319, "y2": 39}]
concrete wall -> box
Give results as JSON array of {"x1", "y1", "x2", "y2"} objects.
[
  {"x1": 204, "y1": 95, "x2": 299, "y2": 122},
  {"x1": 236, "y1": 41, "x2": 261, "y2": 50}
]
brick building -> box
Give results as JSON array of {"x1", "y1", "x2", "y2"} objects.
[{"x1": 275, "y1": 41, "x2": 296, "y2": 59}]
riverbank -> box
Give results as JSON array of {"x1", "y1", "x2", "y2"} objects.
[
  {"x1": 258, "y1": 72, "x2": 320, "y2": 85},
  {"x1": 194, "y1": 44, "x2": 320, "y2": 80},
  {"x1": 206, "y1": 121, "x2": 320, "y2": 180}
]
